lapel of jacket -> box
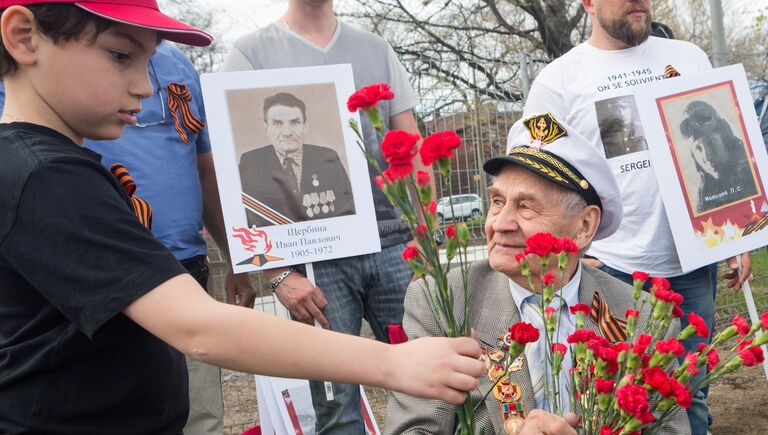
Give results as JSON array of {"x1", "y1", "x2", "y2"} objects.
[
  {"x1": 474, "y1": 269, "x2": 536, "y2": 433},
  {"x1": 578, "y1": 268, "x2": 603, "y2": 335}
]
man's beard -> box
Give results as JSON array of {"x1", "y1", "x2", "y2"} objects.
[{"x1": 598, "y1": 9, "x2": 652, "y2": 47}]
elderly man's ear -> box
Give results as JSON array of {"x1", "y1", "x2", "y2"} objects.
[{"x1": 572, "y1": 205, "x2": 601, "y2": 249}]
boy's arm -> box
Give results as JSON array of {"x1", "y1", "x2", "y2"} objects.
[{"x1": 122, "y1": 273, "x2": 484, "y2": 404}]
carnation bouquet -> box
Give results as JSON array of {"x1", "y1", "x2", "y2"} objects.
[
  {"x1": 347, "y1": 83, "x2": 477, "y2": 434},
  {"x1": 503, "y1": 231, "x2": 768, "y2": 435}
]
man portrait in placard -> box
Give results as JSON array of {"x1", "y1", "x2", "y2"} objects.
[{"x1": 238, "y1": 91, "x2": 355, "y2": 227}]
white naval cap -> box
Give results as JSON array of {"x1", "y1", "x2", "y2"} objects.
[{"x1": 483, "y1": 113, "x2": 622, "y2": 240}]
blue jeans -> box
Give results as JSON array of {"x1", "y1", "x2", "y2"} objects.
[
  {"x1": 599, "y1": 264, "x2": 713, "y2": 435},
  {"x1": 308, "y1": 242, "x2": 413, "y2": 435}
]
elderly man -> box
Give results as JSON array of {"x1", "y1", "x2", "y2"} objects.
[{"x1": 385, "y1": 113, "x2": 690, "y2": 435}]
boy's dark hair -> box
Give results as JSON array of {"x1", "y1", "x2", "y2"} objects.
[
  {"x1": 0, "y1": 4, "x2": 113, "y2": 77},
  {"x1": 263, "y1": 92, "x2": 307, "y2": 123}
]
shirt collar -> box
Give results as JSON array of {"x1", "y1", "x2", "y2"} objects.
[
  {"x1": 274, "y1": 146, "x2": 303, "y2": 166},
  {"x1": 508, "y1": 263, "x2": 582, "y2": 313}
]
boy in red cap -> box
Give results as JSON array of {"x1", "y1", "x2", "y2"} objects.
[{"x1": 0, "y1": 2, "x2": 484, "y2": 433}]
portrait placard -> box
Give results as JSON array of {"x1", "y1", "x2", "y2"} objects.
[
  {"x1": 634, "y1": 64, "x2": 768, "y2": 271},
  {"x1": 201, "y1": 65, "x2": 380, "y2": 272}
]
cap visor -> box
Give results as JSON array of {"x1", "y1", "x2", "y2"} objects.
[{"x1": 76, "y1": 3, "x2": 213, "y2": 47}]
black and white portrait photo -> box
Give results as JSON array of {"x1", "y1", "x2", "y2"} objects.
[
  {"x1": 228, "y1": 84, "x2": 356, "y2": 227},
  {"x1": 595, "y1": 95, "x2": 648, "y2": 159},
  {"x1": 677, "y1": 100, "x2": 758, "y2": 213}
]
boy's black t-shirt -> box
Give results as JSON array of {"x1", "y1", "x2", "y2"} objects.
[{"x1": 0, "y1": 123, "x2": 189, "y2": 434}]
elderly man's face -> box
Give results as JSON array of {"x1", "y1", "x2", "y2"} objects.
[
  {"x1": 265, "y1": 105, "x2": 307, "y2": 153},
  {"x1": 485, "y1": 166, "x2": 585, "y2": 283},
  {"x1": 592, "y1": 0, "x2": 652, "y2": 47}
]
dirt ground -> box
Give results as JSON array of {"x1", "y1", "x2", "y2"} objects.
[{"x1": 222, "y1": 362, "x2": 768, "y2": 434}]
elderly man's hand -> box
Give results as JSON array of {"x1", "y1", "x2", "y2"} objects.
[
  {"x1": 274, "y1": 273, "x2": 329, "y2": 328},
  {"x1": 723, "y1": 252, "x2": 751, "y2": 290},
  {"x1": 518, "y1": 410, "x2": 579, "y2": 435}
]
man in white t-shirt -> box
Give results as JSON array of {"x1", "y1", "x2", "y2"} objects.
[
  {"x1": 222, "y1": 1, "x2": 432, "y2": 433},
  {"x1": 521, "y1": 1, "x2": 751, "y2": 434}
]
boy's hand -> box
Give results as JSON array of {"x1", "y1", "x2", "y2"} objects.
[
  {"x1": 274, "y1": 273, "x2": 329, "y2": 328},
  {"x1": 519, "y1": 410, "x2": 579, "y2": 435},
  {"x1": 384, "y1": 336, "x2": 484, "y2": 404}
]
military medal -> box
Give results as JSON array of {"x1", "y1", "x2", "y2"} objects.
[
  {"x1": 310, "y1": 192, "x2": 320, "y2": 214},
  {"x1": 508, "y1": 355, "x2": 524, "y2": 372},
  {"x1": 303, "y1": 194, "x2": 314, "y2": 217},
  {"x1": 312, "y1": 174, "x2": 319, "y2": 187},
  {"x1": 492, "y1": 379, "x2": 521, "y2": 403},
  {"x1": 499, "y1": 395, "x2": 526, "y2": 434},
  {"x1": 319, "y1": 191, "x2": 329, "y2": 214},
  {"x1": 326, "y1": 190, "x2": 335, "y2": 212}
]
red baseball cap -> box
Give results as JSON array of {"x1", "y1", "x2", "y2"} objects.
[{"x1": 0, "y1": 0, "x2": 213, "y2": 46}]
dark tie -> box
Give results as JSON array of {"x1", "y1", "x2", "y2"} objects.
[{"x1": 282, "y1": 157, "x2": 299, "y2": 194}]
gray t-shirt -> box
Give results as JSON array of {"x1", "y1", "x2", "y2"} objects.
[{"x1": 222, "y1": 21, "x2": 417, "y2": 248}]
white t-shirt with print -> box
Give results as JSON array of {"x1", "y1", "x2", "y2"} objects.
[{"x1": 522, "y1": 37, "x2": 712, "y2": 276}]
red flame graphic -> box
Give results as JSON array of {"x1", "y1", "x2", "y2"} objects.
[{"x1": 232, "y1": 227, "x2": 272, "y2": 254}]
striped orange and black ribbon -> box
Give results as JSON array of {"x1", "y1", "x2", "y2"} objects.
[
  {"x1": 590, "y1": 291, "x2": 627, "y2": 343},
  {"x1": 109, "y1": 163, "x2": 153, "y2": 230},
  {"x1": 166, "y1": 83, "x2": 204, "y2": 144},
  {"x1": 663, "y1": 65, "x2": 681, "y2": 78}
]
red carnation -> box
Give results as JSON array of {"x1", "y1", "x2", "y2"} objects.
[
  {"x1": 567, "y1": 329, "x2": 598, "y2": 344},
  {"x1": 672, "y1": 305, "x2": 684, "y2": 319},
  {"x1": 591, "y1": 343, "x2": 619, "y2": 375},
  {"x1": 684, "y1": 352, "x2": 700, "y2": 377},
  {"x1": 687, "y1": 312, "x2": 710, "y2": 338},
  {"x1": 671, "y1": 380, "x2": 692, "y2": 408},
  {"x1": 446, "y1": 224, "x2": 457, "y2": 240},
  {"x1": 761, "y1": 312, "x2": 768, "y2": 329},
  {"x1": 703, "y1": 346, "x2": 720, "y2": 372},
  {"x1": 570, "y1": 303, "x2": 591, "y2": 316},
  {"x1": 508, "y1": 322, "x2": 540, "y2": 345},
  {"x1": 524, "y1": 232, "x2": 558, "y2": 257},
  {"x1": 554, "y1": 237, "x2": 579, "y2": 254},
  {"x1": 347, "y1": 83, "x2": 394, "y2": 112},
  {"x1": 542, "y1": 272, "x2": 555, "y2": 286},
  {"x1": 415, "y1": 170, "x2": 430, "y2": 186},
  {"x1": 375, "y1": 175, "x2": 386, "y2": 190},
  {"x1": 732, "y1": 315, "x2": 750, "y2": 335},
  {"x1": 643, "y1": 366, "x2": 672, "y2": 396},
  {"x1": 402, "y1": 246, "x2": 419, "y2": 261},
  {"x1": 514, "y1": 252, "x2": 526, "y2": 264},
  {"x1": 599, "y1": 426, "x2": 615, "y2": 435},
  {"x1": 427, "y1": 200, "x2": 437, "y2": 215},
  {"x1": 651, "y1": 277, "x2": 671, "y2": 291},
  {"x1": 654, "y1": 288, "x2": 683, "y2": 306},
  {"x1": 632, "y1": 271, "x2": 650, "y2": 282},
  {"x1": 655, "y1": 338, "x2": 685, "y2": 357},
  {"x1": 419, "y1": 131, "x2": 462, "y2": 166},
  {"x1": 612, "y1": 342, "x2": 630, "y2": 354},
  {"x1": 616, "y1": 384, "x2": 653, "y2": 422},
  {"x1": 545, "y1": 306, "x2": 556, "y2": 318},
  {"x1": 380, "y1": 130, "x2": 420, "y2": 180},
  {"x1": 633, "y1": 334, "x2": 653, "y2": 355},
  {"x1": 595, "y1": 378, "x2": 614, "y2": 394},
  {"x1": 737, "y1": 340, "x2": 765, "y2": 367},
  {"x1": 414, "y1": 224, "x2": 428, "y2": 238},
  {"x1": 626, "y1": 309, "x2": 640, "y2": 319},
  {"x1": 552, "y1": 342, "x2": 567, "y2": 355}
]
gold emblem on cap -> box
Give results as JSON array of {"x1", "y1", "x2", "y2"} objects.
[
  {"x1": 523, "y1": 113, "x2": 567, "y2": 147},
  {"x1": 580, "y1": 180, "x2": 589, "y2": 189}
]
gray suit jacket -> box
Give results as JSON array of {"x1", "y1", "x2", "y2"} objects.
[{"x1": 385, "y1": 260, "x2": 690, "y2": 435}]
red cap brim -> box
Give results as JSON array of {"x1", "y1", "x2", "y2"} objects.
[{"x1": 75, "y1": 2, "x2": 212, "y2": 47}]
